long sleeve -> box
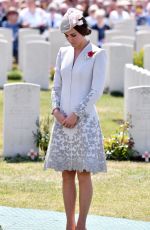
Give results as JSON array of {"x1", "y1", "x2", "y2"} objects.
[
  {"x1": 51, "y1": 48, "x2": 62, "y2": 113},
  {"x1": 73, "y1": 49, "x2": 107, "y2": 118}
]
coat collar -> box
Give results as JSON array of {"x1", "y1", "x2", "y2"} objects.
[{"x1": 70, "y1": 41, "x2": 93, "y2": 68}]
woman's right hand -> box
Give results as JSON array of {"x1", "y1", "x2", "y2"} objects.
[{"x1": 53, "y1": 109, "x2": 66, "y2": 125}]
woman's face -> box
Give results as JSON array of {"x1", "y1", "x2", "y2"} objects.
[{"x1": 64, "y1": 28, "x2": 85, "y2": 48}]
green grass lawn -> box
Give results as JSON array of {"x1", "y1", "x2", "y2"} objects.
[
  {"x1": 0, "y1": 76, "x2": 149, "y2": 222},
  {"x1": 0, "y1": 159, "x2": 149, "y2": 221}
]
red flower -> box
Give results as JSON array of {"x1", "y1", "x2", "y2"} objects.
[{"x1": 87, "y1": 51, "x2": 96, "y2": 57}]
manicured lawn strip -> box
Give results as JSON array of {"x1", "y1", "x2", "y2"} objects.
[{"x1": 0, "y1": 159, "x2": 149, "y2": 221}]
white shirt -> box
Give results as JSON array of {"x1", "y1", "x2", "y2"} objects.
[
  {"x1": 86, "y1": 16, "x2": 97, "y2": 27},
  {"x1": 46, "y1": 12, "x2": 62, "y2": 28},
  {"x1": 109, "y1": 10, "x2": 130, "y2": 27},
  {"x1": 20, "y1": 7, "x2": 48, "y2": 28}
]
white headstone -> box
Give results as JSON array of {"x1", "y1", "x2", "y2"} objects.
[
  {"x1": 111, "y1": 36, "x2": 135, "y2": 47},
  {"x1": 137, "y1": 25, "x2": 150, "y2": 31},
  {"x1": 114, "y1": 19, "x2": 136, "y2": 36},
  {"x1": 22, "y1": 34, "x2": 45, "y2": 77},
  {"x1": 19, "y1": 28, "x2": 39, "y2": 70},
  {"x1": 0, "y1": 39, "x2": 8, "y2": 88},
  {"x1": 3, "y1": 83, "x2": 40, "y2": 157},
  {"x1": 136, "y1": 31, "x2": 150, "y2": 52},
  {"x1": 23, "y1": 41, "x2": 50, "y2": 89},
  {"x1": 105, "y1": 30, "x2": 122, "y2": 43},
  {"x1": 144, "y1": 44, "x2": 150, "y2": 71},
  {"x1": 103, "y1": 43, "x2": 133, "y2": 93},
  {"x1": 0, "y1": 28, "x2": 13, "y2": 70},
  {"x1": 102, "y1": 43, "x2": 111, "y2": 89},
  {"x1": 0, "y1": 34, "x2": 5, "y2": 39},
  {"x1": 87, "y1": 29, "x2": 98, "y2": 46},
  {"x1": 48, "y1": 29, "x2": 68, "y2": 67},
  {"x1": 127, "y1": 86, "x2": 150, "y2": 156},
  {"x1": 124, "y1": 64, "x2": 150, "y2": 120}
]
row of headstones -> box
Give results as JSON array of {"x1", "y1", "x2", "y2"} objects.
[
  {"x1": 0, "y1": 37, "x2": 50, "y2": 90},
  {"x1": 18, "y1": 28, "x2": 97, "y2": 69},
  {"x1": 0, "y1": 28, "x2": 62, "y2": 90},
  {"x1": 0, "y1": 28, "x2": 59, "y2": 89},
  {"x1": 124, "y1": 64, "x2": 150, "y2": 156},
  {"x1": 0, "y1": 27, "x2": 98, "y2": 70},
  {"x1": 105, "y1": 19, "x2": 148, "y2": 55},
  {"x1": 0, "y1": 27, "x2": 67, "y2": 70},
  {"x1": 113, "y1": 18, "x2": 150, "y2": 35},
  {"x1": 0, "y1": 28, "x2": 98, "y2": 90},
  {"x1": 3, "y1": 79, "x2": 150, "y2": 158},
  {"x1": 105, "y1": 29, "x2": 150, "y2": 52},
  {"x1": 102, "y1": 43, "x2": 150, "y2": 93},
  {"x1": 1, "y1": 32, "x2": 150, "y2": 93}
]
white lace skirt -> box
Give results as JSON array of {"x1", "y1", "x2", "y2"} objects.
[{"x1": 44, "y1": 114, "x2": 107, "y2": 174}]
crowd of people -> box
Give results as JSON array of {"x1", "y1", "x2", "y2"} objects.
[{"x1": 0, "y1": 0, "x2": 150, "y2": 60}]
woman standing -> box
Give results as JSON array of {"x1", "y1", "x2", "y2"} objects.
[{"x1": 44, "y1": 8, "x2": 107, "y2": 230}]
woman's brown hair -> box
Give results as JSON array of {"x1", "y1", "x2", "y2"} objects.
[{"x1": 74, "y1": 17, "x2": 91, "y2": 36}]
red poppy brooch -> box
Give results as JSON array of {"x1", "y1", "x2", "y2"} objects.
[{"x1": 86, "y1": 51, "x2": 96, "y2": 59}]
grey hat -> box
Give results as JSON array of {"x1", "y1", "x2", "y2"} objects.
[{"x1": 60, "y1": 8, "x2": 84, "y2": 33}]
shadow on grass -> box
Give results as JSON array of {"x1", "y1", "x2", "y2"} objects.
[
  {"x1": 110, "y1": 91, "x2": 124, "y2": 97},
  {"x1": 112, "y1": 119, "x2": 124, "y2": 125},
  {"x1": 103, "y1": 90, "x2": 124, "y2": 97},
  {"x1": 1, "y1": 154, "x2": 44, "y2": 163}
]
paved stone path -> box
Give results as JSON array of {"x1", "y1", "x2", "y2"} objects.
[{"x1": 0, "y1": 206, "x2": 149, "y2": 230}]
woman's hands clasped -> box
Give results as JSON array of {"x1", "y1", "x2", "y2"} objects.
[
  {"x1": 62, "y1": 112, "x2": 78, "y2": 128},
  {"x1": 53, "y1": 109, "x2": 78, "y2": 129}
]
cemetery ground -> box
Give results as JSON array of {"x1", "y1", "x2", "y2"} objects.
[{"x1": 0, "y1": 77, "x2": 149, "y2": 222}]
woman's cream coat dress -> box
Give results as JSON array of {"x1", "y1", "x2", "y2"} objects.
[{"x1": 44, "y1": 42, "x2": 107, "y2": 174}]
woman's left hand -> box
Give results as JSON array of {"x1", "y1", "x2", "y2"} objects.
[{"x1": 62, "y1": 113, "x2": 78, "y2": 128}]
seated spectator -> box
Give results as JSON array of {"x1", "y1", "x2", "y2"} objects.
[
  {"x1": 0, "y1": 1, "x2": 4, "y2": 26},
  {"x1": 40, "y1": 0, "x2": 49, "y2": 11},
  {"x1": 135, "y1": 2, "x2": 147, "y2": 26},
  {"x1": 20, "y1": 0, "x2": 27, "y2": 10},
  {"x1": 2, "y1": 7, "x2": 21, "y2": 62},
  {"x1": 124, "y1": 0, "x2": 135, "y2": 17},
  {"x1": 145, "y1": 2, "x2": 150, "y2": 25},
  {"x1": 62, "y1": 0, "x2": 74, "y2": 8},
  {"x1": 75, "y1": 4, "x2": 84, "y2": 13},
  {"x1": 103, "y1": 0, "x2": 112, "y2": 18},
  {"x1": 47, "y1": 2, "x2": 62, "y2": 28},
  {"x1": 19, "y1": 0, "x2": 48, "y2": 33},
  {"x1": 11, "y1": 0, "x2": 20, "y2": 8},
  {"x1": 109, "y1": 1, "x2": 130, "y2": 28},
  {"x1": 0, "y1": 0, "x2": 10, "y2": 26},
  {"x1": 96, "y1": 0, "x2": 104, "y2": 9},
  {"x1": 77, "y1": 0, "x2": 89, "y2": 17},
  {"x1": 86, "y1": 4, "x2": 99, "y2": 27},
  {"x1": 59, "y1": 3, "x2": 69, "y2": 16},
  {"x1": 92, "y1": 9, "x2": 110, "y2": 47}
]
